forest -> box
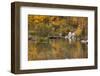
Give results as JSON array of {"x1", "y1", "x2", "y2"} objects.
[{"x1": 28, "y1": 15, "x2": 88, "y2": 43}]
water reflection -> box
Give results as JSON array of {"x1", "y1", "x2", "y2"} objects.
[{"x1": 28, "y1": 39, "x2": 88, "y2": 60}]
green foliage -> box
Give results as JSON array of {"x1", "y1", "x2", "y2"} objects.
[{"x1": 37, "y1": 37, "x2": 49, "y2": 43}]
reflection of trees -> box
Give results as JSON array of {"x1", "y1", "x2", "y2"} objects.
[
  {"x1": 28, "y1": 39, "x2": 88, "y2": 60},
  {"x1": 64, "y1": 41, "x2": 88, "y2": 58},
  {"x1": 81, "y1": 44, "x2": 88, "y2": 58}
]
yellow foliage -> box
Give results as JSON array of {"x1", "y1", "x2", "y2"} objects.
[
  {"x1": 75, "y1": 26, "x2": 82, "y2": 36},
  {"x1": 28, "y1": 15, "x2": 47, "y2": 25}
]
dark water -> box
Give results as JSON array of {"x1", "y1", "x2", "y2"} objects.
[{"x1": 28, "y1": 39, "x2": 88, "y2": 60}]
